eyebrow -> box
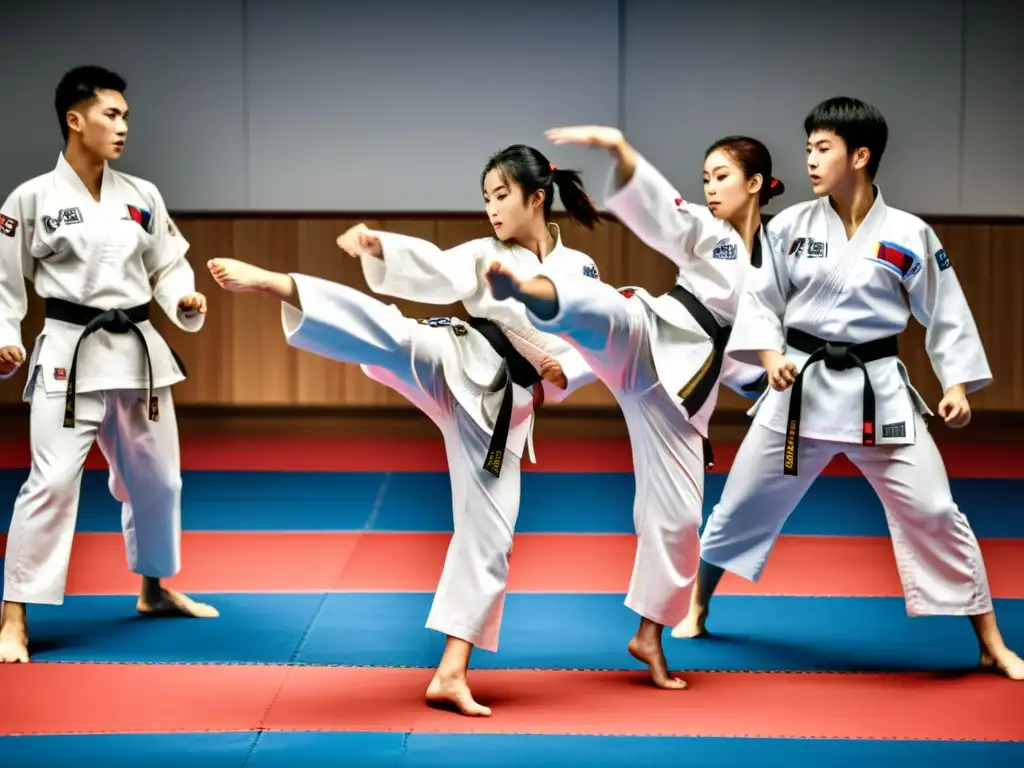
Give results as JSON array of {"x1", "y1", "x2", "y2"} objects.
[
  {"x1": 486, "y1": 185, "x2": 508, "y2": 195},
  {"x1": 807, "y1": 139, "x2": 830, "y2": 147}
]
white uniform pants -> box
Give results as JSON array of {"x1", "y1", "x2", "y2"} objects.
[
  {"x1": 4, "y1": 386, "x2": 183, "y2": 605},
  {"x1": 700, "y1": 414, "x2": 993, "y2": 616},
  {"x1": 528, "y1": 274, "x2": 705, "y2": 627},
  {"x1": 281, "y1": 273, "x2": 521, "y2": 652}
]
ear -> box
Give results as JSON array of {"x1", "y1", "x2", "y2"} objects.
[
  {"x1": 65, "y1": 109, "x2": 84, "y2": 135},
  {"x1": 530, "y1": 188, "x2": 546, "y2": 210},
  {"x1": 851, "y1": 147, "x2": 871, "y2": 172},
  {"x1": 748, "y1": 173, "x2": 764, "y2": 197}
]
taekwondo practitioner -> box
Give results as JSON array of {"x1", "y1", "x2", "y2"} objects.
[
  {"x1": 207, "y1": 144, "x2": 603, "y2": 716},
  {"x1": 484, "y1": 125, "x2": 777, "y2": 689},
  {"x1": 677, "y1": 96, "x2": 1024, "y2": 680},
  {"x1": 0, "y1": 66, "x2": 218, "y2": 665}
]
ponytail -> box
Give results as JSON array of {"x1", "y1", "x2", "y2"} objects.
[
  {"x1": 481, "y1": 144, "x2": 602, "y2": 231},
  {"x1": 759, "y1": 176, "x2": 785, "y2": 207},
  {"x1": 552, "y1": 167, "x2": 601, "y2": 230}
]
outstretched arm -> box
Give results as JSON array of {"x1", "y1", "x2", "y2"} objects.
[
  {"x1": 337, "y1": 223, "x2": 480, "y2": 305},
  {"x1": 548, "y1": 125, "x2": 716, "y2": 273}
]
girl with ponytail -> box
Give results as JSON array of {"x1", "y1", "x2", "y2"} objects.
[
  {"x1": 482, "y1": 125, "x2": 783, "y2": 691},
  {"x1": 207, "y1": 144, "x2": 606, "y2": 718}
]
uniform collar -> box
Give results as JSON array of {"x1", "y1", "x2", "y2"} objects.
[{"x1": 54, "y1": 152, "x2": 115, "y2": 201}]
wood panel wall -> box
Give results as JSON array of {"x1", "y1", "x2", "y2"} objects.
[{"x1": 3, "y1": 214, "x2": 1022, "y2": 413}]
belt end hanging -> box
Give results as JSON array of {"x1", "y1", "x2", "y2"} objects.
[
  {"x1": 62, "y1": 394, "x2": 76, "y2": 429},
  {"x1": 782, "y1": 419, "x2": 800, "y2": 476},
  {"x1": 148, "y1": 394, "x2": 160, "y2": 422},
  {"x1": 483, "y1": 449, "x2": 503, "y2": 478}
]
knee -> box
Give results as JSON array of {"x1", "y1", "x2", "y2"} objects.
[
  {"x1": 22, "y1": 464, "x2": 81, "y2": 507},
  {"x1": 453, "y1": 521, "x2": 514, "y2": 579},
  {"x1": 148, "y1": 468, "x2": 183, "y2": 504}
]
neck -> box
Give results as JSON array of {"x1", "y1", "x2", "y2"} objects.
[
  {"x1": 828, "y1": 177, "x2": 875, "y2": 236},
  {"x1": 64, "y1": 141, "x2": 106, "y2": 200},
  {"x1": 513, "y1": 221, "x2": 555, "y2": 261},
  {"x1": 727, "y1": 203, "x2": 762, "y2": 253}
]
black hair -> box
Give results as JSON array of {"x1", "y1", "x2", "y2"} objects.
[
  {"x1": 705, "y1": 135, "x2": 784, "y2": 207},
  {"x1": 804, "y1": 96, "x2": 888, "y2": 179},
  {"x1": 54, "y1": 65, "x2": 127, "y2": 143},
  {"x1": 480, "y1": 144, "x2": 601, "y2": 230}
]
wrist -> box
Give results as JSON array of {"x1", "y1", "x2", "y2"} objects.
[{"x1": 945, "y1": 382, "x2": 967, "y2": 397}]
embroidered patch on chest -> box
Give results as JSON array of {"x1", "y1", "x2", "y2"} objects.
[
  {"x1": 712, "y1": 239, "x2": 737, "y2": 260},
  {"x1": 582, "y1": 263, "x2": 599, "y2": 279},
  {"x1": 788, "y1": 237, "x2": 828, "y2": 258},
  {"x1": 125, "y1": 205, "x2": 153, "y2": 233},
  {"x1": 875, "y1": 241, "x2": 918, "y2": 278},
  {"x1": 0, "y1": 214, "x2": 17, "y2": 237},
  {"x1": 42, "y1": 207, "x2": 83, "y2": 234}
]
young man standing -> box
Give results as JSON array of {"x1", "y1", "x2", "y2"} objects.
[
  {"x1": 0, "y1": 65, "x2": 218, "y2": 664},
  {"x1": 674, "y1": 96, "x2": 1023, "y2": 680}
]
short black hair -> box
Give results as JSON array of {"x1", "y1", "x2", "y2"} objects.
[
  {"x1": 54, "y1": 66, "x2": 127, "y2": 143},
  {"x1": 804, "y1": 96, "x2": 888, "y2": 179}
]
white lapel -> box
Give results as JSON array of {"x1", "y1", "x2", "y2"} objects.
[{"x1": 806, "y1": 188, "x2": 887, "y2": 324}]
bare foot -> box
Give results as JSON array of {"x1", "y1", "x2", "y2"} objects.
[
  {"x1": 979, "y1": 648, "x2": 1024, "y2": 680},
  {"x1": 671, "y1": 609, "x2": 709, "y2": 639},
  {"x1": 0, "y1": 604, "x2": 29, "y2": 663},
  {"x1": 426, "y1": 672, "x2": 492, "y2": 717},
  {"x1": 628, "y1": 633, "x2": 687, "y2": 689},
  {"x1": 207, "y1": 258, "x2": 271, "y2": 293},
  {"x1": 137, "y1": 588, "x2": 220, "y2": 619}
]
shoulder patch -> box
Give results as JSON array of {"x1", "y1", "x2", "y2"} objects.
[
  {"x1": 935, "y1": 248, "x2": 951, "y2": 271},
  {"x1": 582, "y1": 263, "x2": 599, "y2": 279},
  {"x1": 712, "y1": 238, "x2": 737, "y2": 260},
  {"x1": 0, "y1": 214, "x2": 18, "y2": 238},
  {"x1": 875, "y1": 241, "x2": 919, "y2": 278},
  {"x1": 674, "y1": 197, "x2": 685, "y2": 207}
]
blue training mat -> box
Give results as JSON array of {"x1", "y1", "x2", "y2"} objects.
[{"x1": 1, "y1": 470, "x2": 1022, "y2": 537}]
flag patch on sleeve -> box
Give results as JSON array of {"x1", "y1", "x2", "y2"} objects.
[
  {"x1": 582, "y1": 263, "x2": 599, "y2": 279},
  {"x1": 875, "y1": 241, "x2": 918, "y2": 278}
]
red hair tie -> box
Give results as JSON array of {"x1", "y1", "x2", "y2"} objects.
[
  {"x1": 550, "y1": 163, "x2": 557, "y2": 172},
  {"x1": 770, "y1": 178, "x2": 779, "y2": 188}
]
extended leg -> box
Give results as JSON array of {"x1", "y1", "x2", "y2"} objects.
[
  {"x1": 1, "y1": 389, "x2": 101, "y2": 662},
  {"x1": 673, "y1": 424, "x2": 836, "y2": 638},
  {"x1": 849, "y1": 414, "x2": 1023, "y2": 680}
]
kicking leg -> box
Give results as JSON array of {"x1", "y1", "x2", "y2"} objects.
[
  {"x1": 424, "y1": 405, "x2": 522, "y2": 716},
  {"x1": 1, "y1": 389, "x2": 101, "y2": 662},
  {"x1": 849, "y1": 413, "x2": 1023, "y2": 680},
  {"x1": 673, "y1": 424, "x2": 836, "y2": 638},
  {"x1": 97, "y1": 387, "x2": 217, "y2": 620}
]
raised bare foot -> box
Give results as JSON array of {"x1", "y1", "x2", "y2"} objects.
[
  {"x1": 426, "y1": 672, "x2": 492, "y2": 717},
  {"x1": 670, "y1": 609, "x2": 709, "y2": 639},
  {"x1": 979, "y1": 648, "x2": 1024, "y2": 680},
  {"x1": 628, "y1": 633, "x2": 687, "y2": 689},
  {"x1": 137, "y1": 588, "x2": 219, "y2": 619},
  {"x1": 207, "y1": 258, "x2": 271, "y2": 293}
]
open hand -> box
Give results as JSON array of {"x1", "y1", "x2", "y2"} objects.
[{"x1": 545, "y1": 125, "x2": 624, "y2": 150}]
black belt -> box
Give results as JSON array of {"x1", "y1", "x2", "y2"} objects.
[
  {"x1": 667, "y1": 285, "x2": 732, "y2": 469},
  {"x1": 783, "y1": 327, "x2": 899, "y2": 476},
  {"x1": 45, "y1": 298, "x2": 158, "y2": 428},
  {"x1": 466, "y1": 317, "x2": 543, "y2": 478}
]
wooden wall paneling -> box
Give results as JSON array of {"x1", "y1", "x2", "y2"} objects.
[{"x1": 2, "y1": 215, "x2": 1021, "y2": 415}]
